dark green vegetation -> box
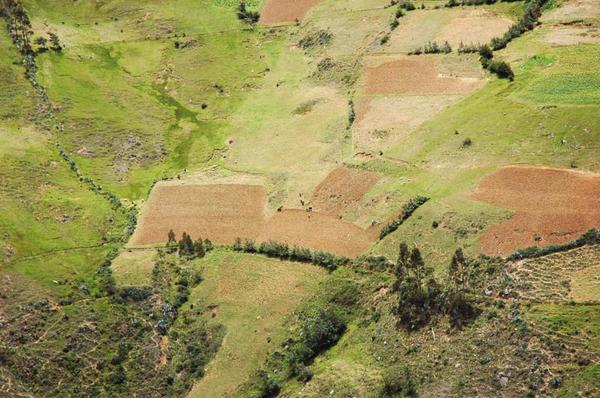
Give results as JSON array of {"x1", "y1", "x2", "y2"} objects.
[
  {"x1": 379, "y1": 196, "x2": 429, "y2": 239},
  {"x1": 232, "y1": 238, "x2": 350, "y2": 270}
]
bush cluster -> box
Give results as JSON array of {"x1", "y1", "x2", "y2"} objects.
[
  {"x1": 507, "y1": 228, "x2": 600, "y2": 261},
  {"x1": 489, "y1": 0, "x2": 549, "y2": 51},
  {"x1": 393, "y1": 244, "x2": 480, "y2": 330},
  {"x1": 299, "y1": 29, "x2": 333, "y2": 49},
  {"x1": 379, "y1": 196, "x2": 429, "y2": 239},
  {"x1": 233, "y1": 238, "x2": 349, "y2": 271},
  {"x1": 237, "y1": 1, "x2": 260, "y2": 24},
  {"x1": 241, "y1": 276, "x2": 360, "y2": 397},
  {"x1": 167, "y1": 230, "x2": 213, "y2": 259},
  {"x1": 409, "y1": 41, "x2": 452, "y2": 55},
  {"x1": 479, "y1": 44, "x2": 514, "y2": 80}
]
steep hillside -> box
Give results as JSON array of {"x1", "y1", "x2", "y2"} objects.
[{"x1": 0, "y1": 0, "x2": 599, "y2": 397}]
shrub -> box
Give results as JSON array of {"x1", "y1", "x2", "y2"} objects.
[
  {"x1": 382, "y1": 366, "x2": 418, "y2": 397},
  {"x1": 379, "y1": 196, "x2": 429, "y2": 239},
  {"x1": 299, "y1": 29, "x2": 333, "y2": 49},
  {"x1": 237, "y1": 1, "x2": 260, "y2": 24},
  {"x1": 348, "y1": 99, "x2": 356, "y2": 127},
  {"x1": 488, "y1": 60, "x2": 514, "y2": 80},
  {"x1": 398, "y1": 1, "x2": 416, "y2": 11},
  {"x1": 507, "y1": 228, "x2": 600, "y2": 261}
]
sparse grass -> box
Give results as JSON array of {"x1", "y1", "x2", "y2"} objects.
[
  {"x1": 186, "y1": 249, "x2": 326, "y2": 397},
  {"x1": 526, "y1": 304, "x2": 600, "y2": 350}
]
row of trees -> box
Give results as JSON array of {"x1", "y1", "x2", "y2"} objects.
[
  {"x1": 393, "y1": 243, "x2": 478, "y2": 330},
  {"x1": 409, "y1": 40, "x2": 452, "y2": 55},
  {"x1": 379, "y1": 196, "x2": 429, "y2": 239},
  {"x1": 167, "y1": 230, "x2": 213, "y2": 259},
  {"x1": 233, "y1": 238, "x2": 349, "y2": 270}
]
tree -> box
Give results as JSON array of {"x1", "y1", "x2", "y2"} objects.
[
  {"x1": 233, "y1": 237, "x2": 242, "y2": 251},
  {"x1": 48, "y1": 32, "x2": 62, "y2": 52},
  {"x1": 34, "y1": 36, "x2": 48, "y2": 52},
  {"x1": 395, "y1": 245, "x2": 440, "y2": 330},
  {"x1": 193, "y1": 239, "x2": 205, "y2": 258},
  {"x1": 178, "y1": 232, "x2": 194, "y2": 257},
  {"x1": 445, "y1": 248, "x2": 478, "y2": 328},
  {"x1": 237, "y1": 1, "x2": 260, "y2": 24},
  {"x1": 168, "y1": 229, "x2": 176, "y2": 243}
]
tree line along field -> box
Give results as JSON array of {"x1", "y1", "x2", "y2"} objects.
[{"x1": 1, "y1": 0, "x2": 599, "y2": 397}]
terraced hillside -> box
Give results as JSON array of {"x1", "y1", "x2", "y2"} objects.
[{"x1": 1, "y1": 0, "x2": 599, "y2": 397}]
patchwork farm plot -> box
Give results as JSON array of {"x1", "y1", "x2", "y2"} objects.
[
  {"x1": 353, "y1": 54, "x2": 485, "y2": 154},
  {"x1": 470, "y1": 166, "x2": 600, "y2": 256},
  {"x1": 383, "y1": 7, "x2": 514, "y2": 54},
  {"x1": 132, "y1": 167, "x2": 385, "y2": 257}
]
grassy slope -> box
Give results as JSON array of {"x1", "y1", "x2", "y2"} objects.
[
  {"x1": 0, "y1": 23, "x2": 126, "y2": 294},
  {"x1": 26, "y1": 0, "x2": 272, "y2": 200},
  {"x1": 184, "y1": 250, "x2": 326, "y2": 398},
  {"x1": 370, "y1": 42, "x2": 600, "y2": 270}
]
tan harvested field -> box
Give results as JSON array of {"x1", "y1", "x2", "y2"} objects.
[
  {"x1": 470, "y1": 166, "x2": 600, "y2": 256},
  {"x1": 541, "y1": 0, "x2": 600, "y2": 23},
  {"x1": 132, "y1": 167, "x2": 384, "y2": 257},
  {"x1": 364, "y1": 56, "x2": 485, "y2": 95},
  {"x1": 353, "y1": 55, "x2": 485, "y2": 153},
  {"x1": 132, "y1": 183, "x2": 267, "y2": 246},
  {"x1": 310, "y1": 166, "x2": 382, "y2": 216},
  {"x1": 385, "y1": 8, "x2": 514, "y2": 54},
  {"x1": 259, "y1": 0, "x2": 322, "y2": 24},
  {"x1": 435, "y1": 11, "x2": 514, "y2": 48},
  {"x1": 545, "y1": 25, "x2": 600, "y2": 46},
  {"x1": 259, "y1": 209, "x2": 375, "y2": 257},
  {"x1": 353, "y1": 95, "x2": 462, "y2": 152}
]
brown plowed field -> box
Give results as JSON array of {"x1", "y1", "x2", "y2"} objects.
[
  {"x1": 364, "y1": 57, "x2": 484, "y2": 95},
  {"x1": 258, "y1": 209, "x2": 374, "y2": 257},
  {"x1": 132, "y1": 167, "x2": 384, "y2": 257},
  {"x1": 310, "y1": 166, "x2": 381, "y2": 216},
  {"x1": 259, "y1": 0, "x2": 322, "y2": 24},
  {"x1": 470, "y1": 166, "x2": 600, "y2": 256},
  {"x1": 132, "y1": 184, "x2": 267, "y2": 245}
]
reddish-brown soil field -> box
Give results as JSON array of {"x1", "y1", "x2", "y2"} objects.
[
  {"x1": 364, "y1": 57, "x2": 484, "y2": 95},
  {"x1": 132, "y1": 167, "x2": 386, "y2": 257},
  {"x1": 258, "y1": 209, "x2": 374, "y2": 257},
  {"x1": 259, "y1": 0, "x2": 322, "y2": 24},
  {"x1": 470, "y1": 166, "x2": 600, "y2": 256},
  {"x1": 310, "y1": 166, "x2": 381, "y2": 216},
  {"x1": 132, "y1": 184, "x2": 267, "y2": 245}
]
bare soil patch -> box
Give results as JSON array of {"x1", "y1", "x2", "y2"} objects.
[
  {"x1": 364, "y1": 56, "x2": 484, "y2": 96},
  {"x1": 259, "y1": 209, "x2": 374, "y2": 257},
  {"x1": 435, "y1": 12, "x2": 514, "y2": 48},
  {"x1": 386, "y1": 8, "x2": 514, "y2": 54},
  {"x1": 542, "y1": 0, "x2": 600, "y2": 23},
  {"x1": 310, "y1": 166, "x2": 381, "y2": 216},
  {"x1": 470, "y1": 166, "x2": 600, "y2": 256},
  {"x1": 545, "y1": 24, "x2": 600, "y2": 46},
  {"x1": 132, "y1": 183, "x2": 267, "y2": 246},
  {"x1": 353, "y1": 95, "x2": 462, "y2": 153},
  {"x1": 259, "y1": 0, "x2": 322, "y2": 24},
  {"x1": 132, "y1": 168, "x2": 384, "y2": 257}
]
